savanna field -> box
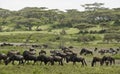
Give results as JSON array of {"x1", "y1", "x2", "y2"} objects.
[
  {"x1": 0, "y1": 4, "x2": 120, "y2": 74},
  {"x1": 0, "y1": 31, "x2": 120, "y2": 74}
]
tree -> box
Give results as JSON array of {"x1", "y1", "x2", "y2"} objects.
[
  {"x1": 16, "y1": 18, "x2": 40, "y2": 31},
  {"x1": 81, "y1": 2, "x2": 107, "y2": 11}
]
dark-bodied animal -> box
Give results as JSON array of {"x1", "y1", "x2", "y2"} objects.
[
  {"x1": 7, "y1": 50, "x2": 20, "y2": 57},
  {"x1": 39, "y1": 50, "x2": 46, "y2": 55},
  {"x1": 0, "y1": 53, "x2": 7, "y2": 63},
  {"x1": 101, "y1": 56, "x2": 115, "y2": 66},
  {"x1": 91, "y1": 57, "x2": 102, "y2": 67},
  {"x1": 0, "y1": 42, "x2": 13, "y2": 47},
  {"x1": 94, "y1": 48, "x2": 98, "y2": 52},
  {"x1": 91, "y1": 56, "x2": 115, "y2": 67},
  {"x1": 23, "y1": 50, "x2": 37, "y2": 64},
  {"x1": 62, "y1": 48, "x2": 73, "y2": 53},
  {"x1": 51, "y1": 55, "x2": 63, "y2": 66},
  {"x1": 37, "y1": 54, "x2": 54, "y2": 65},
  {"x1": 4, "y1": 55, "x2": 24, "y2": 65},
  {"x1": 66, "y1": 54, "x2": 87, "y2": 66},
  {"x1": 80, "y1": 48, "x2": 93, "y2": 55}
]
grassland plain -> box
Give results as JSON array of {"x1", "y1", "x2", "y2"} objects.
[
  {"x1": 0, "y1": 45, "x2": 120, "y2": 74},
  {"x1": 0, "y1": 63, "x2": 120, "y2": 74},
  {"x1": 0, "y1": 30, "x2": 120, "y2": 74}
]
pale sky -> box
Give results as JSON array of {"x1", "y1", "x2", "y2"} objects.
[{"x1": 0, "y1": 0, "x2": 120, "y2": 11}]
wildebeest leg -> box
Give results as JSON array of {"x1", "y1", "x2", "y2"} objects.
[
  {"x1": 0, "y1": 60, "x2": 1, "y2": 63},
  {"x1": 73, "y1": 61, "x2": 76, "y2": 65},
  {"x1": 110, "y1": 60, "x2": 112, "y2": 65},
  {"x1": 21, "y1": 60, "x2": 24, "y2": 65},
  {"x1": 60, "y1": 60, "x2": 63, "y2": 66},
  {"x1": 18, "y1": 61, "x2": 21, "y2": 65},
  {"x1": 40, "y1": 61, "x2": 43, "y2": 65},
  {"x1": 12, "y1": 61, "x2": 15, "y2": 65},
  {"x1": 105, "y1": 61, "x2": 109, "y2": 66},
  {"x1": 51, "y1": 61, "x2": 54, "y2": 65},
  {"x1": 91, "y1": 60, "x2": 95, "y2": 67},
  {"x1": 33, "y1": 60, "x2": 36, "y2": 65},
  {"x1": 44, "y1": 61, "x2": 47, "y2": 65},
  {"x1": 81, "y1": 61, "x2": 84, "y2": 66}
]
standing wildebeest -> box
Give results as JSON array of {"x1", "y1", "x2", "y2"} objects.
[
  {"x1": 98, "y1": 48, "x2": 117, "y2": 55},
  {"x1": 80, "y1": 48, "x2": 93, "y2": 55},
  {"x1": 51, "y1": 55, "x2": 63, "y2": 66},
  {"x1": 4, "y1": 55, "x2": 24, "y2": 65},
  {"x1": 7, "y1": 50, "x2": 20, "y2": 57},
  {"x1": 62, "y1": 47, "x2": 73, "y2": 53},
  {"x1": 91, "y1": 57, "x2": 102, "y2": 67},
  {"x1": 23, "y1": 50, "x2": 37, "y2": 64},
  {"x1": 37, "y1": 54, "x2": 54, "y2": 65},
  {"x1": 0, "y1": 53, "x2": 7, "y2": 63},
  {"x1": 66, "y1": 54, "x2": 87, "y2": 66},
  {"x1": 91, "y1": 56, "x2": 115, "y2": 67},
  {"x1": 39, "y1": 50, "x2": 46, "y2": 55},
  {"x1": 101, "y1": 56, "x2": 115, "y2": 66}
]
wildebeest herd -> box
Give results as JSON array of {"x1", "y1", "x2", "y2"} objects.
[{"x1": 0, "y1": 46, "x2": 120, "y2": 67}]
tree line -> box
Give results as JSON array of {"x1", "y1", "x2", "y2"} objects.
[{"x1": 0, "y1": 3, "x2": 120, "y2": 31}]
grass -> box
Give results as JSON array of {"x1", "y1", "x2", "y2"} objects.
[
  {"x1": 0, "y1": 30, "x2": 120, "y2": 74},
  {"x1": 0, "y1": 63, "x2": 120, "y2": 74}
]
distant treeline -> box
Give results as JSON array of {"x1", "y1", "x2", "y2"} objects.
[{"x1": 0, "y1": 3, "x2": 120, "y2": 31}]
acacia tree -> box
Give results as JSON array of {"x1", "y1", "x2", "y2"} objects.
[
  {"x1": 81, "y1": 2, "x2": 106, "y2": 11},
  {"x1": 16, "y1": 18, "x2": 40, "y2": 31}
]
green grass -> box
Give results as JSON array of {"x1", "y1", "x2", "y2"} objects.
[{"x1": 0, "y1": 64, "x2": 120, "y2": 74}]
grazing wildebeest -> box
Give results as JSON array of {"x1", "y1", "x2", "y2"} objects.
[
  {"x1": 98, "y1": 49, "x2": 105, "y2": 55},
  {"x1": 55, "y1": 52, "x2": 67, "y2": 60},
  {"x1": 66, "y1": 54, "x2": 87, "y2": 66},
  {"x1": 0, "y1": 42, "x2": 13, "y2": 47},
  {"x1": 51, "y1": 55, "x2": 63, "y2": 66},
  {"x1": 7, "y1": 50, "x2": 20, "y2": 57},
  {"x1": 0, "y1": 53, "x2": 7, "y2": 63},
  {"x1": 101, "y1": 56, "x2": 115, "y2": 66},
  {"x1": 39, "y1": 50, "x2": 46, "y2": 55},
  {"x1": 109, "y1": 48, "x2": 117, "y2": 55},
  {"x1": 91, "y1": 57, "x2": 102, "y2": 67},
  {"x1": 98, "y1": 48, "x2": 117, "y2": 55},
  {"x1": 80, "y1": 48, "x2": 93, "y2": 55},
  {"x1": 4, "y1": 55, "x2": 24, "y2": 65},
  {"x1": 37, "y1": 54, "x2": 54, "y2": 65},
  {"x1": 62, "y1": 47, "x2": 73, "y2": 53},
  {"x1": 23, "y1": 50, "x2": 37, "y2": 64},
  {"x1": 91, "y1": 56, "x2": 115, "y2": 67},
  {"x1": 29, "y1": 47, "x2": 36, "y2": 51}
]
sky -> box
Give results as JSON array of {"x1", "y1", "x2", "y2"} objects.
[{"x1": 0, "y1": 0, "x2": 120, "y2": 11}]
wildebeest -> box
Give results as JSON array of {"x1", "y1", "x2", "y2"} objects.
[
  {"x1": 37, "y1": 54, "x2": 54, "y2": 65},
  {"x1": 91, "y1": 56, "x2": 115, "y2": 67},
  {"x1": 91, "y1": 57, "x2": 102, "y2": 67},
  {"x1": 66, "y1": 54, "x2": 87, "y2": 66},
  {"x1": 101, "y1": 56, "x2": 115, "y2": 66},
  {"x1": 98, "y1": 48, "x2": 117, "y2": 55},
  {"x1": 62, "y1": 47, "x2": 73, "y2": 53},
  {"x1": 4, "y1": 55, "x2": 24, "y2": 65},
  {"x1": 23, "y1": 50, "x2": 37, "y2": 64},
  {"x1": 80, "y1": 48, "x2": 93, "y2": 55},
  {"x1": 0, "y1": 42, "x2": 13, "y2": 47},
  {"x1": 39, "y1": 50, "x2": 46, "y2": 55},
  {"x1": 7, "y1": 50, "x2": 20, "y2": 57},
  {"x1": 51, "y1": 55, "x2": 63, "y2": 66},
  {"x1": 0, "y1": 53, "x2": 7, "y2": 63}
]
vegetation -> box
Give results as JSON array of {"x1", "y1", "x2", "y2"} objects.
[{"x1": 0, "y1": 2, "x2": 120, "y2": 74}]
